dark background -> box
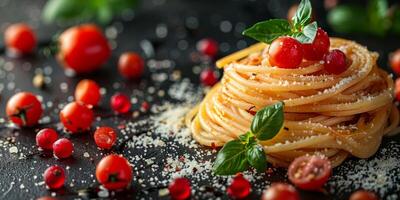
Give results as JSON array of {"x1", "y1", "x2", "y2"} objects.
[{"x1": 0, "y1": 0, "x2": 399, "y2": 199}]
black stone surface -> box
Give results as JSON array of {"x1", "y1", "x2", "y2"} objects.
[{"x1": 0, "y1": 0, "x2": 400, "y2": 200}]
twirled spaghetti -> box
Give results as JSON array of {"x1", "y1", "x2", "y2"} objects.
[{"x1": 186, "y1": 38, "x2": 400, "y2": 167}]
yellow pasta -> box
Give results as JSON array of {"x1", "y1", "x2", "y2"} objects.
[{"x1": 186, "y1": 38, "x2": 400, "y2": 167}]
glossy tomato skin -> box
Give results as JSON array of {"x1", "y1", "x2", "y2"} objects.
[
  {"x1": 110, "y1": 93, "x2": 131, "y2": 114},
  {"x1": 118, "y1": 52, "x2": 144, "y2": 79},
  {"x1": 6, "y1": 92, "x2": 43, "y2": 127},
  {"x1": 302, "y1": 28, "x2": 330, "y2": 61},
  {"x1": 395, "y1": 78, "x2": 400, "y2": 101},
  {"x1": 4, "y1": 23, "x2": 36, "y2": 54},
  {"x1": 226, "y1": 174, "x2": 251, "y2": 199},
  {"x1": 168, "y1": 177, "x2": 191, "y2": 200},
  {"x1": 262, "y1": 183, "x2": 300, "y2": 200},
  {"x1": 196, "y1": 38, "x2": 219, "y2": 57},
  {"x1": 288, "y1": 155, "x2": 332, "y2": 190},
  {"x1": 60, "y1": 101, "x2": 94, "y2": 133},
  {"x1": 96, "y1": 154, "x2": 133, "y2": 190},
  {"x1": 200, "y1": 68, "x2": 218, "y2": 86},
  {"x1": 75, "y1": 79, "x2": 101, "y2": 106},
  {"x1": 349, "y1": 190, "x2": 379, "y2": 200},
  {"x1": 36, "y1": 128, "x2": 59, "y2": 150},
  {"x1": 52, "y1": 138, "x2": 74, "y2": 159},
  {"x1": 43, "y1": 165, "x2": 66, "y2": 189},
  {"x1": 324, "y1": 49, "x2": 348, "y2": 74},
  {"x1": 58, "y1": 24, "x2": 110, "y2": 74},
  {"x1": 390, "y1": 49, "x2": 400, "y2": 75},
  {"x1": 94, "y1": 126, "x2": 117, "y2": 149},
  {"x1": 268, "y1": 37, "x2": 304, "y2": 69}
]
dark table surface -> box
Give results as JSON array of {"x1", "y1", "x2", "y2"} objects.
[{"x1": 0, "y1": 0, "x2": 400, "y2": 200}]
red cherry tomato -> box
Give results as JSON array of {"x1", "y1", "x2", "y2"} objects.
[
  {"x1": 4, "y1": 23, "x2": 36, "y2": 54},
  {"x1": 227, "y1": 174, "x2": 251, "y2": 199},
  {"x1": 288, "y1": 155, "x2": 332, "y2": 190},
  {"x1": 75, "y1": 79, "x2": 101, "y2": 106},
  {"x1": 94, "y1": 126, "x2": 117, "y2": 149},
  {"x1": 60, "y1": 101, "x2": 94, "y2": 133},
  {"x1": 262, "y1": 183, "x2": 300, "y2": 200},
  {"x1": 6, "y1": 92, "x2": 43, "y2": 127},
  {"x1": 395, "y1": 78, "x2": 400, "y2": 101},
  {"x1": 52, "y1": 138, "x2": 74, "y2": 159},
  {"x1": 36, "y1": 128, "x2": 58, "y2": 150},
  {"x1": 110, "y1": 93, "x2": 131, "y2": 114},
  {"x1": 168, "y1": 177, "x2": 191, "y2": 200},
  {"x1": 200, "y1": 68, "x2": 218, "y2": 86},
  {"x1": 96, "y1": 154, "x2": 133, "y2": 190},
  {"x1": 118, "y1": 52, "x2": 144, "y2": 79},
  {"x1": 58, "y1": 24, "x2": 110, "y2": 74},
  {"x1": 349, "y1": 190, "x2": 379, "y2": 200},
  {"x1": 268, "y1": 37, "x2": 304, "y2": 69},
  {"x1": 196, "y1": 38, "x2": 219, "y2": 57},
  {"x1": 43, "y1": 165, "x2": 66, "y2": 189},
  {"x1": 390, "y1": 49, "x2": 400, "y2": 75},
  {"x1": 324, "y1": 49, "x2": 348, "y2": 74},
  {"x1": 302, "y1": 28, "x2": 330, "y2": 61}
]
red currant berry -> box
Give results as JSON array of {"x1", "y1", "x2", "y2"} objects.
[
  {"x1": 302, "y1": 28, "x2": 330, "y2": 61},
  {"x1": 75, "y1": 79, "x2": 101, "y2": 107},
  {"x1": 60, "y1": 101, "x2": 94, "y2": 133},
  {"x1": 53, "y1": 138, "x2": 74, "y2": 159},
  {"x1": 324, "y1": 49, "x2": 348, "y2": 74},
  {"x1": 268, "y1": 37, "x2": 304, "y2": 69},
  {"x1": 36, "y1": 128, "x2": 58, "y2": 150},
  {"x1": 4, "y1": 23, "x2": 36, "y2": 54},
  {"x1": 94, "y1": 126, "x2": 117, "y2": 149},
  {"x1": 43, "y1": 165, "x2": 66, "y2": 189},
  {"x1": 110, "y1": 93, "x2": 131, "y2": 114},
  {"x1": 118, "y1": 52, "x2": 145, "y2": 79},
  {"x1": 349, "y1": 190, "x2": 378, "y2": 200},
  {"x1": 262, "y1": 183, "x2": 300, "y2": 200},
  {"x1": 197, "y1": 38, "x2": 218, "y2": 57},
  {"x1": 227, "y1": 174, "x2": 251, "y2": 199},
  {"x1": 390, "y1": 49, "x2": 400, "y2": 75},
  {"x1": 168, "y1": 177, "x2": 191, "y2": 200},
  {"x1": 200, "y1": 68, "x2": 218, "y2": 86},
  {"x1": 141, "y1": 101, "x2": 150, "y2": 112}
]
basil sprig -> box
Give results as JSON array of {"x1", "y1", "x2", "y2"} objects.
[
  {"x1": 242, "y1": 0, "x2": 317, "y2": 44},
  {"x1": 213, "y1": 102, "x2": 284, "y2": 175}
]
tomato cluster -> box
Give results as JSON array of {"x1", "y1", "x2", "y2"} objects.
[{"x1": 268, "y1": 28, "x2": 348, "y2": 74}]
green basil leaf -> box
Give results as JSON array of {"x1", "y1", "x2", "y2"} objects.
[
  {"x1": 42, "y1": 0, "x2": 92, "y2": 23},
  {"x1": 242, "y1": 19, "x2": 292, "y2": 44},
  {"x1": 213, "y1": 139, "x2": 249, "y2": 175},
  {"x1": 250, "y1": 102, "x2": 284, "y2": 141},
  {"x1": 367, "y1": 0, "x2": 390, "y2": 36},
  {"x1": 292, "y1": 0, "x2": 312, "y2": 28},
  {"x1": 327, "y1": 5, "x2": 370, "y2": 34},
  {"x1": 246, "y1": 144, "x2": 267, "y2": 172},
  {"x1": 292, "y1": 21, "x2": 318, "y2": 44},
  {"x1": 392, "y1": 9, "x2": 400, "y2": 34}
]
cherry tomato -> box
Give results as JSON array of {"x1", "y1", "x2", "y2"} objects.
[
  {"x1": 302, "y1": 28, "x2": 330, "y2": 61},
  {"x1": 52, "y1": 138, "x2": 74, "y2": 159},
  {"x1": 324, "y1": 49, "x2": 348, "y2": 74},
  {"x1": 200, "y1": 68, "x2": 218, "y2": 86},
  {"x1": 227, "y1": 174, "x2": 251, "y2": 199},
  {"x1": 43, "y1": 165, "x2": 65, "y2": 189},
  {"x1": 118, "y1": 52, "x2": 144, "y2": 79},
  {"x1": 262, "y1": 183, "x2": 300, "y2": 200},
  {"x1": 75, "y1": 79, "x2": 101, "y2": 106},
  {"x1": 36, "y1": 128, "x2": 58, "y2": 150},
  {"x1": 196, "y1": 38, "x2": 219, "y2": 57},
  {"x1": 60, "y1": 101, "x2": 94, "y2": 133},
  {"x1": 349, "y1": 190, "x2": 379, "y2": 200},
  {"x1": 395, "y1": 78, "x2": 400, "y2": 101},
  {"x1": 94, "y1": 126, "x2": 117, "y2": 149},
  {"x1": 288, "y1": 155, "x2": 332, "y2": 190},
  {"x1": 4, "y1": 23, "x2": 36, "y2": 54},
  {"x1": 168, "y1": 177, "x2": 191, "y2": 200},
  {"x1": 58, "y1": 24, "x2": 110, "y2": 74},
  {"x1": 110, "y1": 93, "x2": 131, "y2": 114},
  {"x1": 390, "y1": 49, "x2": 400, "y2": 75},
  {"x1": 96, "y1": 154, "x2": 133, "y2": 190},
  {"x1": 268, "y1": 37, "x2": 304, "y2": 69},
  {"x1": 6, "y1": 92, "x2": 43, "y2": 127}
]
